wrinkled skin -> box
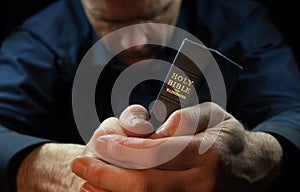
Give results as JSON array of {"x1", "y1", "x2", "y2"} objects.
[{"x1": 71, "y1": 102, "x2": 282, "y2": 192}]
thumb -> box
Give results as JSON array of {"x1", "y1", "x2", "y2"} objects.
[
  {"x1": 151, "y1": 102, "x2": 229, "y2": 138},
  {"x1": 119, "y1": 104, "x2": 154, "y2": 137}
]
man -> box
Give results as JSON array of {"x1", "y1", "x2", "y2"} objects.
[{"x1": 0, "y1": 0, "x2": 299, "y2": 191}]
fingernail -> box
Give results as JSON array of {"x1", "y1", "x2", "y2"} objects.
[
  {"x1": 131, "y1": 117, "x2": 142, "y2": 125},
  {"x1": 81, "y1": 183, "x2": 97, "y2": 192},
  {"x1": 71, "y1": 158, "x2": 87, "y2": 177}
]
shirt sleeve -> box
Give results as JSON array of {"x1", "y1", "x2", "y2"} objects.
[
  {"x1": 222, "y1": 2, "x2": 300, "y2": 150},
  {"x1": 221, "y1": 3, "x2": 300, "y2": 190},
  {"x1": 0, "y1": 125, "x2": 50, "y2": 192},
  {"x1": 0, "y1": 1, "x2": 92, "y2": 190},
  {"x1": 0, "y1": 28, "x2": 60, "y2": 191},
  {"x1": 191, "y1": 0, "x2": 300, "y2": 146}
]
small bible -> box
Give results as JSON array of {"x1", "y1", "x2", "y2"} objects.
[{"x1": 149, "y1": 38, "x2": 242, "y2": 128}]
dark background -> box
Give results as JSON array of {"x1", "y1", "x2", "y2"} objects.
[
  {"x1": 0, "y1": 0, "x2": 299, "y2": 64},
  {"x1": 0, "y1": 0, "x2": 57, "y2": 42},
  {"x1": 259, "y1": 0, "x2": 300, "y2": 63}
]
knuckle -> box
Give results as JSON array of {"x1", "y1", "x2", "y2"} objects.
[
  {"x1": 97, "y1": 117, "x2": 119, "y2": 133},
  {"x1": 167, "y1": 110, "x2": 182, "y2": 125},
  {"x1": 201, "y1": 102, "x2": 224, "y2": 114},
  {"x1": 201, "y1": 101, "x2": 217, "y2": 108},
  {"x1": 88, "y1": 163, "x2": 106, "y2": 184}
]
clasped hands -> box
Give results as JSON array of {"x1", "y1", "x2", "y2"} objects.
[{"x1": 71, "y1": 102, "x2": 282, "y2": 192}]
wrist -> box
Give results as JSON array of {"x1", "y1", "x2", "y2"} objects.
[
  {"x1": 231, "y1": 131, "x2": 283, "y2": 188},
  {"x1": 247, "y1": 131, "x2": 283, "y2": 179},
  {"x1": 17, "y1": 143, "x2": 85, "y2": 192}
]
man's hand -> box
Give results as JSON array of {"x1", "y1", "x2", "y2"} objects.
[
  {"x1": 17, "y1": 143, "x2": 92, "y2": 192},
  {"x1": 16, "y1": 105, "x2": 152, "y2": 192},
  {"x1": 72, "y1": 102, "x2": 283, "y2": 192}
]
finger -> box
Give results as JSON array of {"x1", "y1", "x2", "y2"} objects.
[
  {"x1": 89, "y1": 117, "x2": 126, "y2": 142},
  {"x1": 87, "y1": 118, "x2": 126, "y2": 160},
  {"x1": 151, "y1": 102, "x2": 230, "y2": 138},
  {"x1": 80, "y1": 182, "x2": 111, "y2": 192},
  {"x1": 119, "y1": 104, "x2": 154, "y2": 137},
  {"x1": 93, "y1": 134, "x2": 196, "y2": 169},
  {"x1": 95, "y1": 129, "x2": 224, "y2": 170},
  {"x1": 72, "y1": 156, "x2": 186, "y2": 192},
  {"x1": 158, "y1": 132, "x2": 223, "y2": 170}
]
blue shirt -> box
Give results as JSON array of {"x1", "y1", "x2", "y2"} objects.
[{"x1": 0, "y1": 0, "x2": 300, "y2": 191}]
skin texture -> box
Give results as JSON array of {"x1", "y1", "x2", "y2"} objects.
[
  {"x1": 16, "y1": 1, "x2": 283, "y2": 191},
  {"x1": 17, "y1": 143, "x2": 87, "y2": 191},
  {"x1": 72, "y1": 103, "x2": 283, "y2": 192}
]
